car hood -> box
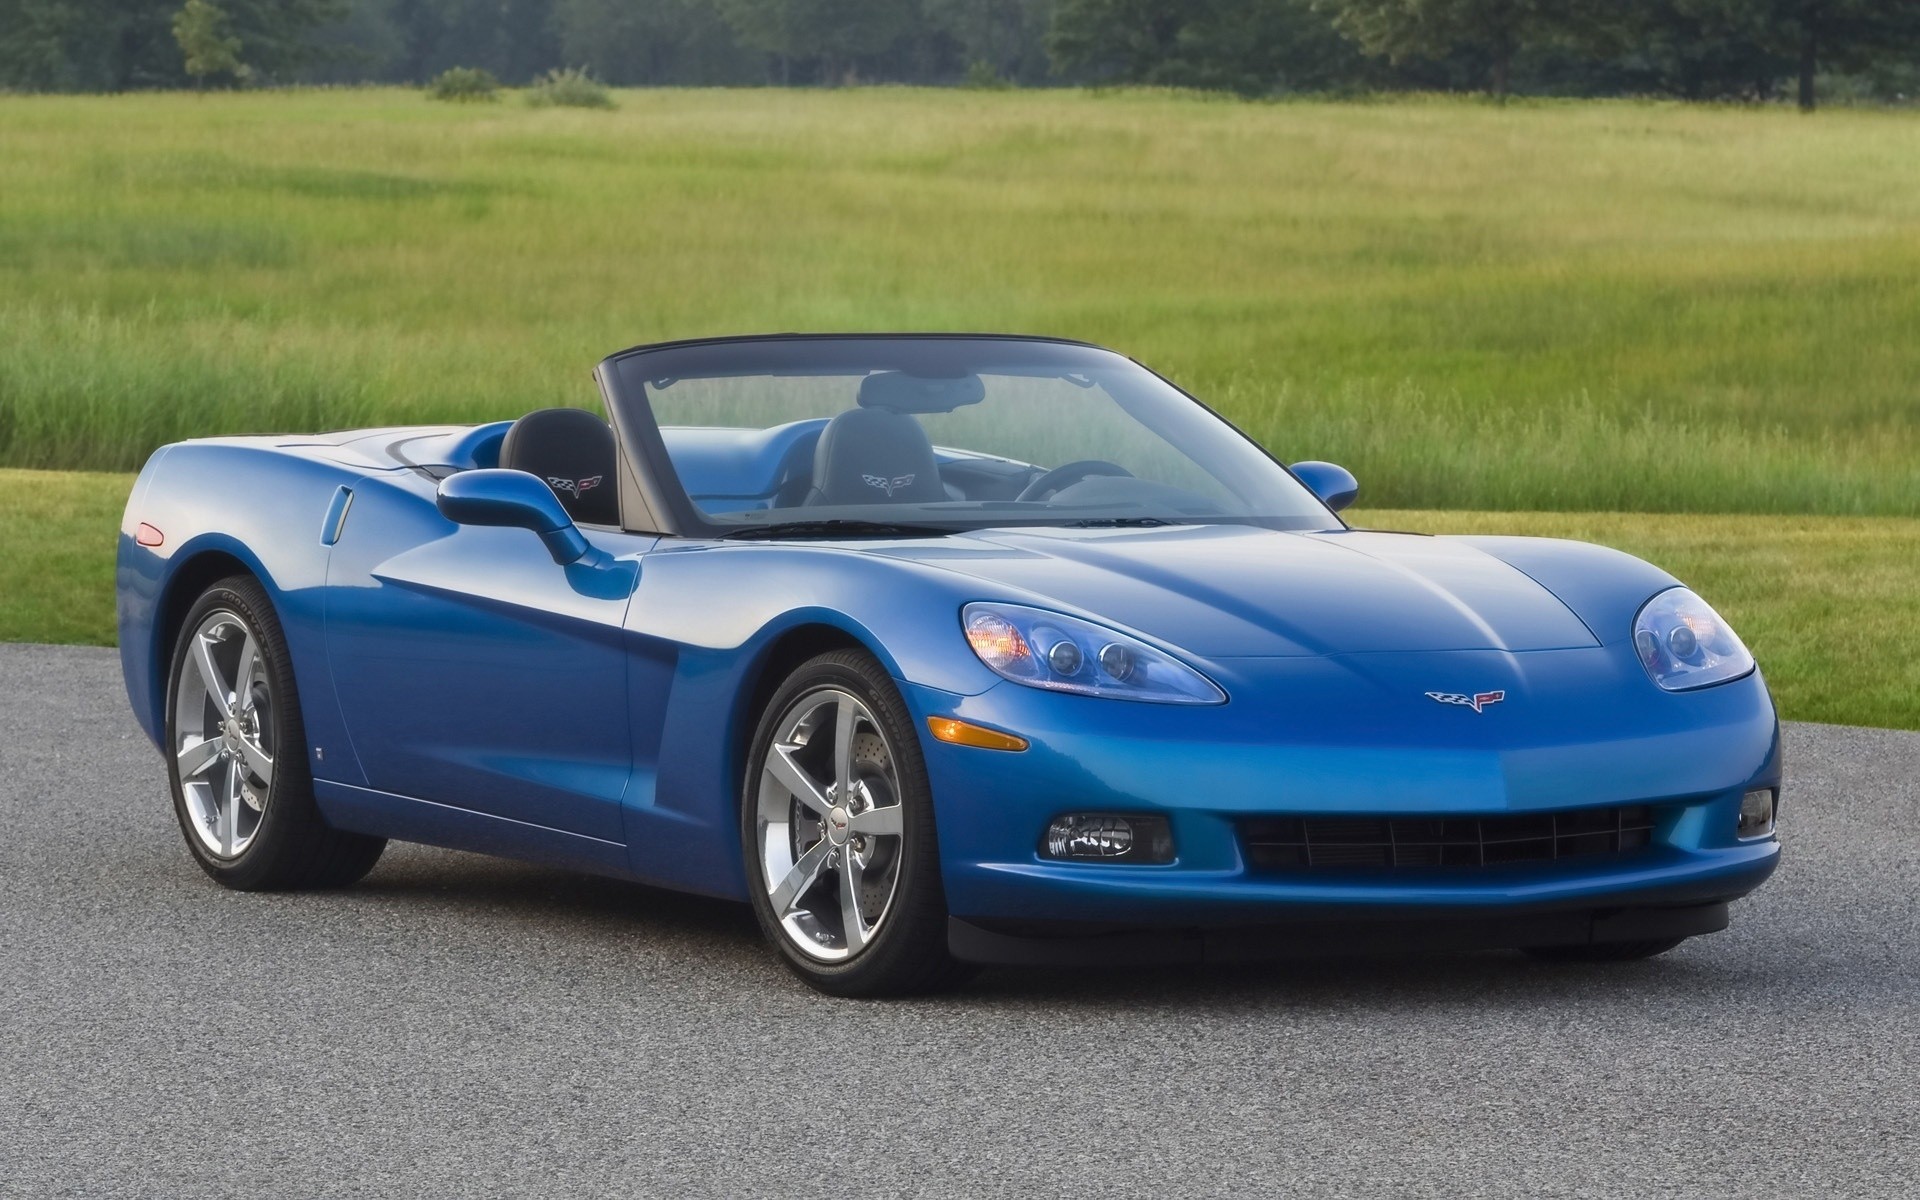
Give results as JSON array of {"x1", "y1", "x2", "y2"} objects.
[{"x1": 862, "y1": 524, "x2": 1600, "y2": 658}]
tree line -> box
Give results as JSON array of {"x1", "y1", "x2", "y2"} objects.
[{"x1": 2, "y1": 0, "x2": 1916, "y2": 109}]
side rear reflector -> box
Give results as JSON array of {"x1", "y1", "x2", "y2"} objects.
[
  {"x1": 135, "y1": 523, "x2": 164, "y2": 547},
  {"x1": 927, "y1": 717, "x2": 1028, "y2": 752}
]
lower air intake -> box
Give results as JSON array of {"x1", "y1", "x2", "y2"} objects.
[{"x1": 1240, "y1": 805, "x2": 1657, "y2": 871}]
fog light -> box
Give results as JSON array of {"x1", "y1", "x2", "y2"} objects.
[
  {"x1": 1041, "y1": 814, "x2": 1174, "y2": 863},
  {"x1": 1738, "y1": 788, "x2": 1776, "y2": 839}
]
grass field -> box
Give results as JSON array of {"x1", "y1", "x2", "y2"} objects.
[
  {"x1": 5, "y1": 470, "x2": 1912, "y2": 730},
  {"x1": 1, "y1": 89, "x2": 1918, "y2": 513}
]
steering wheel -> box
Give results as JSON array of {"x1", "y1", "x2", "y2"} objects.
[{"x1": 1016, "y1": 460, "x2": 1134, "y2": 503}]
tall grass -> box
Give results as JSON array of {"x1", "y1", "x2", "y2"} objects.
[{"x1": 1, "y1": 89, "x2": 1916, "y2": 512}]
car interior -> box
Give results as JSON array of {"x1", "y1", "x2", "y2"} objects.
[
  {"x1": 496, "y1": 406, "x2": 620, "y2": 525},
  {"x1": 488, "y1": 370, "x2": 1070, "y2": 524},
  {"x1": 444, "y1": 366, "x2": 1240, "y2": 531}
]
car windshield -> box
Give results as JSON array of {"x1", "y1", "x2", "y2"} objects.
[{"x1": 606, "y1": 336, "x2": 1337, "y2": 536}]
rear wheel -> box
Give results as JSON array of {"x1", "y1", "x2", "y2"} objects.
[
  {"x1": 742, "y1": 650, "x2": 969, "y2": 997},
  {"x1": 165, "y1": 576, "x2": 385, "y2": 890},
  {"x1": 1523, "y1": 937, "x2": 1686, "y2": 963}
]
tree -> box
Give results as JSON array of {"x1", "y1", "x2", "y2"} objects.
[
  {"x1": 214, "y1": 0, "x2": 345, "y2": 81},
  {"x1": 1682, "y1": 0, "x2": 1920, "y2": 109},
  {"x1": 1049, "y1": 0, "x2": 1365, "y2": 93},
  {"x1": 717, "y1": 0, "x2": 911, "y2": 83},
  {"x1": 0, "y1": 0, "x2": 343, "y2": 89},
  {"x1": 925, "y1": 0, "x2": 1055, "y2": 83},
  {"x1": 551, "y1": 0, "x2": 760, "y2": 85},
  {"x1": 1048, "y1": 0, "x2": 1194, "y2": 83},
  {"x1": 1316, "y1": 0, "x2": 1570, "y2": 97},
  {"x1": 0, "y1": 0, "x2": 101, "y2": 89},
  {"x1": 1555, "y1": 0, "x2": 1785, "y2": 101},
  {"x1": 0, "y1": 0, "x2": 176, "y2": 90},
  {"x1": 173, "y1": 0, "x2": 244, "y2": 85}
]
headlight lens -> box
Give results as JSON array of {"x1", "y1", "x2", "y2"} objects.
[
  {"x1": 962, "y1": 603, "x2": 1225, "y2": 704},
  {"x1": 1632, "y1": 587, "x2": 1754, "y2": 691}
]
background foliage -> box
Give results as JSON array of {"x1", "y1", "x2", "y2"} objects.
[{"x1": 2, "y1": 0, "x2": 1917, "y2": 107}]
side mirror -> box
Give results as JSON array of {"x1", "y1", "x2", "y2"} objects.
[
  {"x1": 1290, "y1": 461, "x2": 1359, "y2": 513},
  {"x1": 437, "y1": 469, "x2": 591, "y2": 565}
]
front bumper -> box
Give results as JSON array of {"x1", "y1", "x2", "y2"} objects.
[
  {"x1": 944, "y1": 837, "x2": 1778, "y2": 928},
  {"x1": 906, "y1": 650, "x2": 1783, "y2": 937}
]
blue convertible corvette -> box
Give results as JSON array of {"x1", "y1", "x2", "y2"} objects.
[{"x1": 118, "y1": 334, "x2": 1781, "y2": 994}]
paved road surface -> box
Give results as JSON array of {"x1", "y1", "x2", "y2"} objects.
[{"x1": 2, "y1": 643, "x2": 1916, "y2": 1197}]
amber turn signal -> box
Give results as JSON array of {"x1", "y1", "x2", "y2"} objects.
[{"x1": 927, "y1": 717, "x2": 1029, "y2": 752}]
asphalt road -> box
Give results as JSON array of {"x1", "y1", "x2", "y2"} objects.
[{"x1": 2, "y1": 643, "x2": 1917, "y2": 1198}]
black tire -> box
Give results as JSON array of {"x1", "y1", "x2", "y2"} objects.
[
  {"x1": 164, "y1": 575, "x2": 386, "y2": 890},
  {"x1": 741, "y1": 649, "x2": 972, "y2": 997},
  {"x1": 1523, "y1": 937, "x2": 1687, "y2": 963}
]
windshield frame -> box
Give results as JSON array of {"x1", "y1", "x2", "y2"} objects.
[{"x1": 594, "y1": 333, "x2": 1344, "y2": 540}]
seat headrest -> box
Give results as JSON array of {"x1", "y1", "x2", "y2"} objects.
[
  {"x1": 857, "y1": 371, "x2": 985, "y2": 414},
  {"x1": 807, "y1": 406, "x2": 947, "y2": 507},
  {"x1": 497, "y1": 407, "x2": 620, "y2": 526}
]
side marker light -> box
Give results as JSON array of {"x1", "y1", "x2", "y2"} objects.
[{"x1": 927, "y1": 717, "x2": 1029, "y2": 752}]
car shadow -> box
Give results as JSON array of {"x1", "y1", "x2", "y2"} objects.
[
  {"x1": 954, "y1": 946, "x2": 1768, "y2": 1013},
  {"x1": 347, "y1": 844, "x2": 764, "y2": 945},
  {"x1": 334, "y1": 844, "x2": 1785, "y2": 1012}
]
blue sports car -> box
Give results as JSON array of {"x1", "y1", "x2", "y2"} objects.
[{"x1": 118, "y1": 334, "x2": 1781, "y2": 995}]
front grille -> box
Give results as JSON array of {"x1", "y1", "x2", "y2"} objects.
[{"x1": 1239, "y1": 805, "x2": 1656, "y2": 871}]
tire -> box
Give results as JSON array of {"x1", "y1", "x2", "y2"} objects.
[
  {"x1": 741, "y1": 649, "x2": 971, "y2": 997},
  {"x1": 164, "y1": 575, "x2": 386, "y2": 890},
  {"x1": 1522, "y1": 937, "x2": 1686, "y2": 963}
]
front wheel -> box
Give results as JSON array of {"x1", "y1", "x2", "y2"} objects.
[
  {"x1": 742, "y1": 650, "x2": 969, "y2": 997},
  {"x1": 165, "y1": 575, "x2": 386, "y2": 890}
]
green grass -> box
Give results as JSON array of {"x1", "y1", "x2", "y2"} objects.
[
  {"x1": 5, "y1": 470, "x2": 1913, "y2": 729},
  {"x1": 1, "y1": 90, "x2": 1918, "y2": 512},
  {"x1": 0, "y1": 470, "x2": 131, "y2": 646},
  {"x1": 2, "y1": 92, "x2": 1911, "y2": 725}
]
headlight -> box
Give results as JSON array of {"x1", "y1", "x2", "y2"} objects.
[
  {"x1": 1632, "y1": 587, "x2": 1754, "y2": 691},
  {"x1": 961, "y1": 603, "x2": 1225, "y2": 704}
]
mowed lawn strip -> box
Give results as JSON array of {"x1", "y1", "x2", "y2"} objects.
[
  {"x1": 1, "y1": 90, "x2": 1917, "y2": 513},
  {"x1": 2, "y1": 470, "x2": 1912, "y2": 729},
  {"x1": 0, "y1": 469, "x2": 130, "y2": 646}
]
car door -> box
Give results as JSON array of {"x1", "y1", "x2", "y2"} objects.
[{"x1": 322, "y1": 474, "x2": 654, "y2": 847}]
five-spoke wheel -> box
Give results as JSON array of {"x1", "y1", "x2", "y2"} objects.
[
  {"x1": 164, "y1": 576, "x2": 385, "y2": 890},
  {"x1": 743, "y1": 649, "x2": 969, "y2": 996},
  {"x1": 756, "y1": 687, "x2": 907, "y2": 960},
  {"x1": 174, "y1": 610, "x2": 276, "y2": 859}
]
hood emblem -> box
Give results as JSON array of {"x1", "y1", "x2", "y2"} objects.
[
  {"x1": 862, "y1": 473, "x2": 916, "y2": 497},
  {"x1": 1427, "y1": 689, "x2": 1506, "y2": 713}
]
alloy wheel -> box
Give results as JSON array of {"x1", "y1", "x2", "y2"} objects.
[
  {"x1": 754, "y1": 688, "x2": 906, "y2": 962},
  {"x1": 172, "y1": 610, "x2": 276, "y2": 859}
]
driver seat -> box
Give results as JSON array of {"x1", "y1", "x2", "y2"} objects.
[
  {"x1": 498, "y1": 407, "x2": 620, "y2": 525},
  {"x1": 805, "y1": 406, "x2": 946, "y2": 506}
]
